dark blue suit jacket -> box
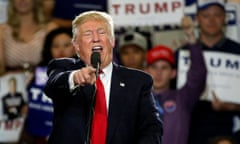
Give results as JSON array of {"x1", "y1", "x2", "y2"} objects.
[{"x1": 44, "y1": 58, "x2": 162, "y2": 144}]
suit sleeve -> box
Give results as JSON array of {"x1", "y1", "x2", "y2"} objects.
[
  {"x1": 44, "y1": 59, "x2": 75, "y2": 99},
  {"x1": 137, "y1": 75, "x2": 163, "y2": 144}
]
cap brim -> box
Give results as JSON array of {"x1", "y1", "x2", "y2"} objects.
[{"x1": 198, "y1": 3, "x2": 225, "y2": 11}]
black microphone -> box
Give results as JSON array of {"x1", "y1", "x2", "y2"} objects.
[
  {"x1": 91, "y1": 52, "x2": 101, "y2": 78},
  {"x1": 85, "y1": 52, "x2": 101, "y2": 144}
]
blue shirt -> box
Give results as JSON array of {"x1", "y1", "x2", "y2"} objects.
[{"x1": 26, "y1": 67, "x2": 53, "y2": 137}]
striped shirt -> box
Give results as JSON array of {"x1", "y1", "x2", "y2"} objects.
[{"x1": 2, "y1": 24, "x2": 47, "y2": 69}]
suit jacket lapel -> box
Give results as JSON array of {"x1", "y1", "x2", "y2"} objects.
[{"x1": 106, "y1": 64, "x2": 127, "y2": 144}]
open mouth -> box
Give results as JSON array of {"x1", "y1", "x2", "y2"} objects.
[{"x1": 92, "y1": 46, "x2": 103, "y2": 53}]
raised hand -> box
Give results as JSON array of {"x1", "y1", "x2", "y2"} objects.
[{"x1": 181, "y1": 16, "x2": 196, "y2": 44}]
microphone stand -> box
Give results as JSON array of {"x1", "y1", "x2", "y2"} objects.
[{"x1": 85, "y1": 63, "x2": 100, "y2": 144}]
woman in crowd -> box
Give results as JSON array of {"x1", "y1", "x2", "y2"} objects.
[
  {"x1": 0, "y1": 0, "x2": 57, "y2": 75},
  {"x1": 22, "y1": 27, "x2": 75, "y2": 144}
]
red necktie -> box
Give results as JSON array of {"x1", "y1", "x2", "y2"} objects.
[{"x1": 91, "y1": 75, "x2": 108, "y2": 144}]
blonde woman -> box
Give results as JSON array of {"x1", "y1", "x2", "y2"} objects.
[{"x1": 0, "y1": 0, "x2": 57, "y2": 75}]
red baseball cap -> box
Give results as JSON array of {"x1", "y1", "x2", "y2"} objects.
[{"x1": 147, "y1": 45, "x2": 175, "y2": 66}]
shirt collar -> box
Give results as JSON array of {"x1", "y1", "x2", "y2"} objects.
[
  {"x1": 198, "y1": 36, "x2": 226, "y2": 49},
  {"x1": 101, "y1": 62, "x2": 113, "y2": 77}
]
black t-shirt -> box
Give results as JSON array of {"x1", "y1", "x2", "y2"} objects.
[{"x1": 2, "y1": 92, "x2": 26, "y2": 120}]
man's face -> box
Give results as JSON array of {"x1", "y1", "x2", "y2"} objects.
[
  {"x1": 218, "y1": 140, "x2": 232, "y2": 144},
  {"x1": 146, "y1": 60, "x2": 175, "y2": 91},
  {"x1": 9, "y1": 80, "x2": 17, "y2": 94},
  {"x1": 73, "y1": 20, "x2": 115, "y2": 68},
  {"x1": 119, "y1": 45, "x2": 146, "y2": 70},
  {"x1": 197, "y1": 5, "x2": 226, "y2": 37}
]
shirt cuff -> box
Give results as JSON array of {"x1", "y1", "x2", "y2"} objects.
[{"x1": 68, "y1": 70, "x2": 78, "y2": 92}]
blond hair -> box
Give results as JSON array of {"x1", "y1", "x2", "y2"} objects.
[
  {"x1": 72, "y1": 11, "x2": 115, "y2": 41},
  {"x1": 7, "y1": 0, "x2": 47, "y2": 41}
]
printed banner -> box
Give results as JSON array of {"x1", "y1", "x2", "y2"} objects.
[
  {"x1": 108, "y1": 0, "x2": 184, "y2": 26},
  {"x1": 177, "y1": 50, "x2": 240, "y2": 104},
  {"x1": 0, "y1": 72, "x2": 27, "y2": 142}
]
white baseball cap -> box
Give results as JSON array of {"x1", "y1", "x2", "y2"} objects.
[
  {"x1": 197, "y1": 0, "x2": 225, "y2": 11},
  {"x1": 118, "y1": 32, "x2": 147, "y2": 51}
]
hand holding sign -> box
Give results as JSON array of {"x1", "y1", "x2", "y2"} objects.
[
  {"x1": 211, "y1": 90, "x2": 223, "y2": 111},
  {"x1": 212, "y1": 90, "x2": 240, "y2": 111}
]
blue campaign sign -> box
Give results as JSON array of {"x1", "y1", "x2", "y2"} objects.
[
  {"x1": 25, "y1": 67, "x2": 53, "y2": 137},
  {"x1": 53, "y1": 0, "x2": 107, "y2": 20}
]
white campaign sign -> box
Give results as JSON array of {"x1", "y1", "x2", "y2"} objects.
[
  {"x1": 108, "y1": 0, "x2": 184, "y2": 26},
  {"x1": 0, "y1": 118, "x2": 25, "y2": 142},
  {"x1": 177, "y1": 50, "x2": 240, "y2": 104},
  {"x1": 0, "y1": 73, "x2": 27, "y2": 142}
]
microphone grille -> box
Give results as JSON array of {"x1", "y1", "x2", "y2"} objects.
[{"x1": 91, "y1": 52, "x2": 101, "y2": 69}]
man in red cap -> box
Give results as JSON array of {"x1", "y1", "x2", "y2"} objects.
[{"x1": 145, "y1": 16, "x2": 207, "y2": 144}]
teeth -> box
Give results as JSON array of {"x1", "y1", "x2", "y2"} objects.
[{"x1": 92, "y1": 46, "x2": 103, "y2": 51}]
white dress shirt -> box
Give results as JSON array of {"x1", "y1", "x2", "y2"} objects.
[{"x1": 68, "y1": 63, "x2": 113, "y2": 110}]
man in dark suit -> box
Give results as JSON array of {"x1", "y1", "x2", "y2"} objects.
[{"x1": 44, "y1": 11, "x2": 163, "y2": 144}]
